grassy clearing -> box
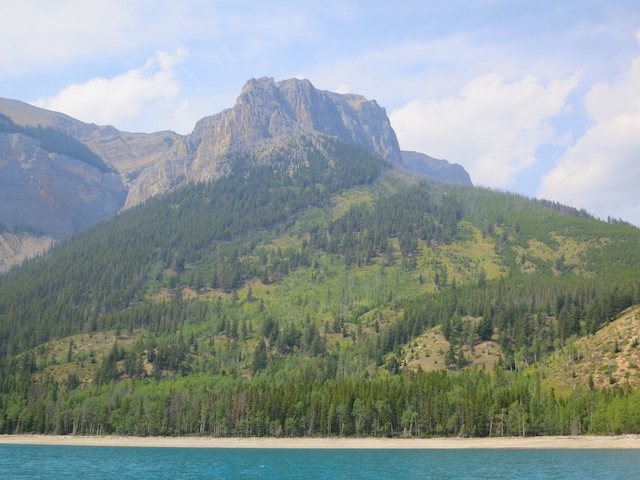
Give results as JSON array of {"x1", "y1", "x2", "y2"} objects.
[
  {"x1": 34, "y1": 330, "x2": 144, "y2": 385},
  {"x1": 542, "y1": 306, "x2": 640, "y2": 394}
]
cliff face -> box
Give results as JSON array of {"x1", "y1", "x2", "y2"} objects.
[
  {"x1": 0, "y1": 97, "x2": 184, "y2": 179},
  {"x1": 191, "y1": 78, "x2": 401, "y2": 162},
  {"x1": 125, "y1": 78, "x2": 403, "y2": 207},
  {"x1": 0, "y1": 132, "x2": 126, "y2": 240}
]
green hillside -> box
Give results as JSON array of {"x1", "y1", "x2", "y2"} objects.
[{"x1": 1, "y1": 136, "x2": 640, "y2": 437}]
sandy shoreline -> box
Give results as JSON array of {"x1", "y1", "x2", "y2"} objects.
[{"x1": 1, "y1": 434, "x2": 640, "y2": 449}]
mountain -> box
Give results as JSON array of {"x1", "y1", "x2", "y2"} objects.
[
  {"x1": 6, "y1": 78, "x2": 640, "y2": 439},
  {"x1": 0, "y1": 114, "x2": 127, "y2": 271},
  {"x1": 0, "y1": 128, "x2": 639, "y2": 437},
  {"x1": 0, "y1": 97, "x2": 181, "y2": 177},
  {"x1": 0, "y1": 99, "x2": 179, "y2": 271},
  {"x1": 400, "y1": 150, "x2": 472, "y2": 186},
  {"x1": 1, "y1": 78, "x2": 406, "y2": 211},
  {"x1": 125, "y1": 77, "x2": 404, "y2": 207},
  {"x1": 193, "y1": 77, "x2": 402, "y2": 161},
  {"x1": 0, "y1": 79, "x2": 471, "y2": 271}
]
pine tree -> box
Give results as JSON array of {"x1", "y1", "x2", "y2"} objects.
[{"x1": 251, "y1": 339, "x2": 268, "y2": 375}]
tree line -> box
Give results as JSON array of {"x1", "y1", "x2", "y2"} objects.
[{"x1": 3, "y1": 366, "x2": 640, "y2": 437}]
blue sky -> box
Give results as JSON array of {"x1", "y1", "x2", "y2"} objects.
[{"x1": 1, "y1": 1, "x2": 640, "y2": 225}]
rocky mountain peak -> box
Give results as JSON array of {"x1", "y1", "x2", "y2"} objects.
[
  {"x1": 0, "y1": 79, "x2": 474, "y2": 261},
  {"x1": 191, "y1": 77, "x2": 402, "y2": 163},
  {"x1": 126, "y1": 78, "x2": 404, "y2": 207}
]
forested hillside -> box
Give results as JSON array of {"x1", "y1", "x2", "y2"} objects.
[{"x1": 1, "y1": 135, "x2": 640, "y2": 437}]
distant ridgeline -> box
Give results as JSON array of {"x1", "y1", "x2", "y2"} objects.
[{"x1": 0, "y1": 113, "x2": 112, "y2": 173}]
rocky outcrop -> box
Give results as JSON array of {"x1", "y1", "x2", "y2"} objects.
[
  {"x1": 191, "y1": 78, "x2": 401, "y2": 161},
  {"x1": 0, "y1": 232, "x2": 54, "y2": 273},
  {"x1": 0, "y1": 97, "x2": 184, "y2": 179},
  {"x1": 125, "y1": 78, "x2": 403, "y2": 207},
  {"x1": 400, "y1": 151, "x2": 472, "y2": 186},
  {"x1": 0, "y1": 132, "x2": 126, "y2": 240},
  {"x1": 0, "y1": 80, "x2": 472, "y2": 244}
]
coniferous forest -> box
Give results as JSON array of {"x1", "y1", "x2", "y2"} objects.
[{"x1": 2, "y1": 135, "x2": 640, "y2": 437}]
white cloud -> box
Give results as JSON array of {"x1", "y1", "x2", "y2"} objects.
[
  {"x1": 390, "y1": 73, "x2": 579, "y2": 187},
  {"x1": 0, "y1": 1, "x2": 318, "y2": 77},
  {"x1": 312, "y1": 36, "x2": 515, "y2": 109},
  {"x1": 0, "y1": 1, "x2": 138, "y2": 75},
  {"x1": 539, "y1": 56, "x2": 640, "y2": 225},
  {"x1": 33, "y1": 50, "x2": 188, "y2": 128}
]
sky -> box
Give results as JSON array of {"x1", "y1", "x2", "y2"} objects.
[{"x1": 1, "y1": 1, "x2": 640, "y2": 225}]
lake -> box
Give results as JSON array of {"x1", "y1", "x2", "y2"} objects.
[{"x1": 1, "y1": 445, "x2": 640, "y2": 479}]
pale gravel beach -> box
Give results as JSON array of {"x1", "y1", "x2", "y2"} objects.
[{"x1": 1, "y1": 435, "x2": 640, "y2": 449}]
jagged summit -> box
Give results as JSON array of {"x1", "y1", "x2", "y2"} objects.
[
  {"x1": 191, "y1": 77, "x2": 402, "y2": 164},
  {"x1": 127, "y1": 77, "x2": 404, "y2": 206},
  {"x1": 0, "y1": 78, "x2": 473, "y2": 269},
  {"x1": 190, "y1": 76, "x2": 401, "y2": 162}
]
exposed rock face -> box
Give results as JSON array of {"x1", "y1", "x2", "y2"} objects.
[
  {"x1": 125, "y1": 77, "x2": 403, "y2": 207},
  {"x1": 0, "y1": 79, "x2": 473, "y2": 260},
  {"x1": 192, "y1": 77, "x2": 401, "y2": 162},
  {"x1": 0, "y1": 97, "x2": 183, "y2": 179},
  {"x1": 0, "y1": 232, "x2": 54, "y2": 273},
  {"x1": 0, "y1": 132, "x2": 126, "y2": 240},
  {"x1": 400, "y1": 151, "x2": 472, "y2": 186}
]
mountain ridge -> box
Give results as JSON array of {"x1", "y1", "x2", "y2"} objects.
[
  {"x1": 0, "y1": 125, "x2": 127, "y2": 241},
  {"x1": 400, "y1": 150, "x2": 472, "y2": 185},
  {"x1": 126, "y1": 77, "x2": 405, "y2": 207},
  {"x1": 0, "y1": 79, "x2": 472, "y2": 270}
]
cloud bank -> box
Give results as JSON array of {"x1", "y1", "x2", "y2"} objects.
[
  {"x1": 0, "y1": 1, "x2": 138, "y2": 75},
  {"x1": 539, "y1": 53, "x2": 640, "y2": 225},
  {"x1": 390, "y1": 73, "x2": 579, "y2": 188},
  {"x1": 34, "y1": 50, "x2": 187, "y2": 128}
]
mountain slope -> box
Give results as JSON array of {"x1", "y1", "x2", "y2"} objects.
[
  {"x1": 1, "y1": 78, "x2": 406, "y2": 211},
  {"x1": 1, "y1": 79, "x2": 472, "y2": 212},
  {"x1": 0, "y1": 97, "x2": 181, "y2": 177},
  {"x1": 4, "y1": 79, "x2": 640, "y2": 438},
  {"x1": 0, "y1": 232, "x2": 53, "y2": 273},
  {"x1": 1, "y1": 133, "x2": 640, "y2": 436},
  {"x1": 543, "y1": 306, "x2": 640, "y2": 393},
  {"x1": 0, "y1": 79, "x2": 471, "y2": 266},
  {"x1": 0, "y1": 115, "x2": 126, "y2": 270},
  {"x1": 0, "y1": 136, "x2": 386, "y2": 356}
]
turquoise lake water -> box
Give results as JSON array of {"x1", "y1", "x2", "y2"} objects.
[{"x1": 2, "y1": 445, "x2": 640, "y2": 479}]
